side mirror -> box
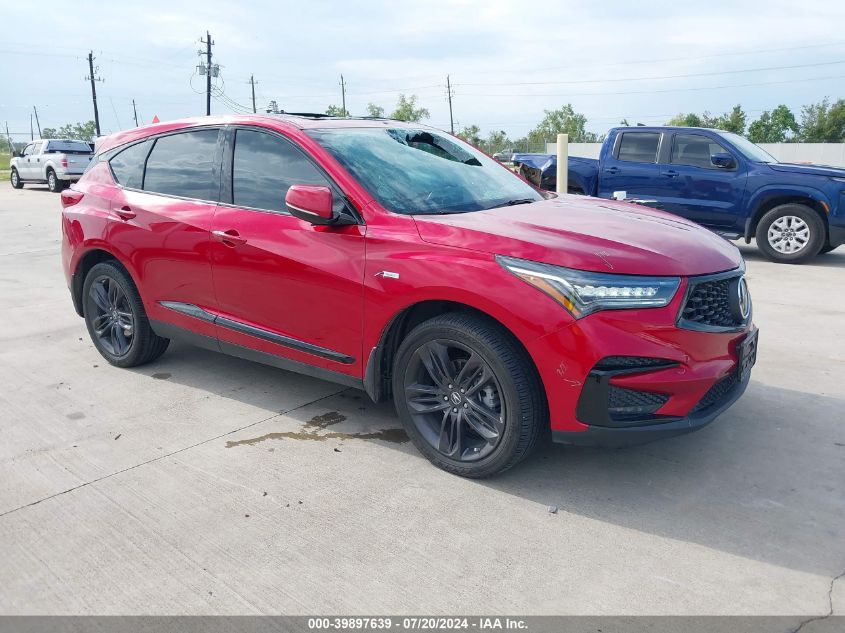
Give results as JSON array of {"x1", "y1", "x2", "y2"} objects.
[
  {"x1": 711, "y1": 152, "x2": 736, "y2": 169},
  {"x1": 285, "y1": 185, "x2": 335, "y2": 225}
]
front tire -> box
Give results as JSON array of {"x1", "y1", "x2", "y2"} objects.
[
  {"x1": 82, "y1": 261, "x2": 169, "y2": 367},
  {"x1": 392, "y1": 312, "x2": 546, "y2": 478},
  {"x1": 10, "y1": 168, "x2": 23, "y2": 189},
  {"x1": 755, "y1": 203, "x2": 824, "y2": 263}
]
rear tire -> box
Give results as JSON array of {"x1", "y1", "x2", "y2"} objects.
[
  {"x1": 10, "y1": 168, "x2": 23, "y2": 189},
  {"x1": 46, "y1": 169, "x2": 65, "y2": 193},
  {"x1": 755, "y1": 203, "x2": 824, "y2": 263},
  {"x1": 82, "y1": 261, "x2": 169, "y2": 368},
  {"x1": 392, "y1": 312, "x2": 546, "y2": 478}
]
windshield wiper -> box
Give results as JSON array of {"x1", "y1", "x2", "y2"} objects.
[{"x1": 488, "y1": 198, "x2": 536, "y2": 209}]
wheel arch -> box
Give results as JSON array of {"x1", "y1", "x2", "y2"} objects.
[
  {"x1": 363, "y1": 299, "x2": 544, "y2": 405},
  {"x1": 744, "y1": 188, "x2": 830, "y2": 242},
  {"x1": 70, "y1": 247, "x2": 132, "y2": 316}
]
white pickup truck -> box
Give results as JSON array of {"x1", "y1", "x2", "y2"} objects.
[{"x1": 10, "y1": 139, "x2": 94, "y2": 192}]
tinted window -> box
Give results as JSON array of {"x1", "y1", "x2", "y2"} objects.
[
  {"x1": 144, "y1": 129, "x2": 220, "y2": 200},
  {"x1": 671, "y1": 134, "x2": 730, "y2": 169},
  {"x1": 232, "y1": 129, "x2": 330, "y2": 212},
  {"x1": 109, "y1": 140, "x2": 152, "y2": 188},
  {"x1": 617, "y1": 132, "x2": 660, "y2": 163},
  {"x1": 45, "y1": 140, "x2": 92, "y2": 154}
]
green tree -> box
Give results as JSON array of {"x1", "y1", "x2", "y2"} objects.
[
  {"x1": 486, "y1": 130, "x2": 511, "y2": 153},
  {"x1": 325, "y1": 104, "x2": 349, "y2": 117},
  {"x1": 365, "y1": 103, "x2": 385, "y2": 118},
  {"x1": 457, "y1": 124, "x2": 482, "y2": 146},
  {"x1": 41, "y1": 121, "x2": 97, "y2": 141},
  {"x1": 798, "y1": 98, "x2": 845, "y2": 142},
  {"x1": 527, "y1": 104, "x2": 590, "y2": 143},
  {"x1": 667, "y1": 113, "x2": 704, "y2": 127},
  {"x1": 390, "y1": 94, "x2": 429, "y2": 122},
  {"x1": 747, "y1": 105, "x2": 798, "y2": 143},
  {"x1": 711, "y1": 105, "x2": 746, "y2": 134}
]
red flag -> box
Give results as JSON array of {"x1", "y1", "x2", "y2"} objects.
[{"x1": 151, "y1": 115, "x2": 160, "y2": 123}]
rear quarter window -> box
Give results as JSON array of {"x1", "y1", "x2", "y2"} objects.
[
  {"x1": 143, "y1": 129, "x2": 220, "y2": 200},
  {"x1": 108, "y1": 140, "x2": 152, "y2": 189}
]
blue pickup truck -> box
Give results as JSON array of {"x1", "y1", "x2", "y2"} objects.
[{"x1": 513, "y1": 127, "x2": 845, "y2": 263}]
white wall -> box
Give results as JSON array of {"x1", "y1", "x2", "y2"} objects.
[{"x1": 544, "y1": 142, "x2": 845, "y2": 167}]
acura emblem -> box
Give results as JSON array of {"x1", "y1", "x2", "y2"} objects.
[{"x1": 736, "y1": 277, "x2": 750, "y2": 320}]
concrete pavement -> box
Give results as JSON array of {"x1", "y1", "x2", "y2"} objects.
[{"x1": 0, "y1": 181, "x2": 843, "y2": 616}]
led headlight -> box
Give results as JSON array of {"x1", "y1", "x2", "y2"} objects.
[{"x1": 497, "y1": 255, "x2": 680, "y2": 318}]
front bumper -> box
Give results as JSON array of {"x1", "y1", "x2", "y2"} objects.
[
  {"x1": 552, "y1": 369, "x2": 749, "y2": 447},
  {"x1": 525, "y1": 272, "x2": 755, "y2": 444}
]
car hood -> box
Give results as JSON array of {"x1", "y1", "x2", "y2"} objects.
[
  {"x1": 413, "y1": 196, "x2": 742, "y2": 277},
  {"x1": 768, "y1": 162, "x2": 845, "y2": 178}
]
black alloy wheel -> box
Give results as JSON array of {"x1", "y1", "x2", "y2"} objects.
[
  {"x1": 82, "y1": 261, "x2": 169, "y2": 367},
  {"x1": 88, "y1": 275, "x2": 135, "y2": 357},
  {"x1": 403, "y1": 339, "x2": 506, "y2": 462},
  {"x1": 392, "y1": 312, "x2": 545, "y2": 478}
]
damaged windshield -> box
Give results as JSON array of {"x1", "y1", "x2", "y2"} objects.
[{"x1": 308, "y1": 127, "x2": 544, "y2": 214}]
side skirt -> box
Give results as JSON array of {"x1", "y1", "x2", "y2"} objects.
[{"x1": 150, "y1": 319, "x2": 363, "y2": 390}]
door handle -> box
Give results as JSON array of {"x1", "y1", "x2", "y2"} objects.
[
  {"x1": 212, "y1": 229, "x2": 247, "y2": 247},
  {"x1": 604, "y1": 166, "x2": 620, "y2": 174},
  {"x1": 661, "y1": 170, "x2": 680, "y2": 178},
  {"x1": 115, "y1": 206, "x2": 136, "y2": 220}
]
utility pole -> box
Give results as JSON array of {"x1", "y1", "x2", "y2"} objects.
[
  {"x1": 132, "y1": 99, "x2": 139, "y2": 127},
  {"x1": 86, "y1": 52, "x2": 102, "y2": 136},
  {"x1": 30, "y1": 114, "x2": 34, "y2": 141},
  {"x1": 5, "y1": 121, "x2": 13, "y2": 156},
  {"x1": 339, "y1": 74, "x2": 347, "y2": 116},
  {"x1": 200, "y1": 31, "x2": 214, "y2": 116},
  {"x1": 446, "y1": 75, "x2": 455, "y2": 134},
  {"x1": 249, "y1": 75, "x2": 257, "y2": 113},
  {"x1": 32, "y1": 106, "x2": 42, "y2": 138}
]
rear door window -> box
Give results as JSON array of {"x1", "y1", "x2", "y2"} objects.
[
  {"x1": 143, "y1": 129, "x2": 220, "y2": 200},
  {"x1": 616, "y1": 132, "x2": 660, "y2": 163},
  {"x1": 231, "y1": 129, "x2": 330, "y2": 213},
  {"x1": 109, "y1": 140, "x2": 152, "y2": 189},
  {"x1": 671, "y1": 133, "x2": 730, "y2": 169}
]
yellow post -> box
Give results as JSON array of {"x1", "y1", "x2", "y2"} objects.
[{"x1": 556, "y1": 133, "x2": 568, "y2": 194}]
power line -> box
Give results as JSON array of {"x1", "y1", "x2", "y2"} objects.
[
  {"x1": 460, "y1": 59, "x2": 845, "y2": 87},
  {"x1": 461, "y1": 72, "x2": 845, "y2": 98}
]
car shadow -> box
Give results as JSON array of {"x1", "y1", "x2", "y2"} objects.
[
  {"x1": 736, "y1": 241, "x2": 845, "y2": 268},
  {"x1": 129, "y1": 341, "x2": 845, "y2": 579}
]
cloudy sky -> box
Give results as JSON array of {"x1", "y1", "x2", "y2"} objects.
[{"x1": 3, "y1": 0, "x2": 844, "y2": 141}]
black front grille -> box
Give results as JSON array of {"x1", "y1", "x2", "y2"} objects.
[
  {"x1": 594, "y1": 356, "x2": 675, "y2": 371},
  {"x1": 608, "y1": 386, "x2": 669, "y2": 419},
  {"x1": 680, "y1": 277, "x2": 743, "y2": 329},
  {"x1": 692, "y1": 372, "x2": 738, "y2": 413}
]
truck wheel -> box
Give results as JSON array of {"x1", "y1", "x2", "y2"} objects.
[
  {"x1": 755, "y1": 204, "x2": 824, "y2": 264},
  {"x1": 392, "y1": 312, "x2": 546, "y2": 478},
  {"x1": 10, "y1": 168, "x2": 24, "y2": 189},
  {"x1": 82, "y1": 261, "x2": 170, "y2": 367},
  {"x1": 46, "y1": 169, "x2": 65, "y2": 193}
]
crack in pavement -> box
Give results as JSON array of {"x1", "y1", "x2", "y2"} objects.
[
  {"x1": 0, "y1": 388, "x2": 349, "y2": 519},
  {"x1": 791, "y1": 568, "x2": 845, "y2": 633}
]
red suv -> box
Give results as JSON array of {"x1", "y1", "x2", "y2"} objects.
[{"x1": 61, "y1": 115, "x2": 757, "y2": 477}]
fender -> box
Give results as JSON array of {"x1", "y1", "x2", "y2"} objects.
[{"x1": 743, "y1": 183, "x2": 832, "y2": 240}]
